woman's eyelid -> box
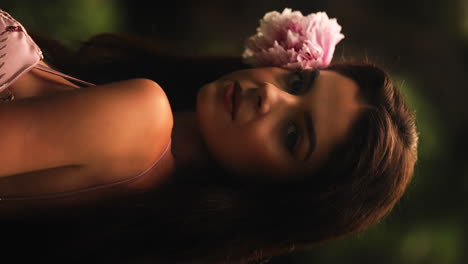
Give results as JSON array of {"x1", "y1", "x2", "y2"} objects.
[
  {"x1": 295, "y1": 114, "x2": 306, "y2": 154},
  {"x1": 303, "y1": 69, "x2": 320, "y2": 89},
  {"x1": 285, "y1": 69, "x2": 319, "y2": 156},
  {"x1": 286, "y1": 115, "x2": 304, "y2": 156},
  {"x1": 288, "y1": 70, "x2": 309, "y2": 95}
]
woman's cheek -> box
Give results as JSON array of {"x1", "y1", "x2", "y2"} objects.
[{"x1": 241, "y1": 126, "x2": 275, "y2": 158}]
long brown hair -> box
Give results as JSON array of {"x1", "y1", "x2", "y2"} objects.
[{"x1": 5, "y1": 33, "x2": 418, "y2": 264}]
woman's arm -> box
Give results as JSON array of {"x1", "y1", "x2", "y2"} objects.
[{"x1": 0, "y1": 78, "x2": 173, "y2": 184}]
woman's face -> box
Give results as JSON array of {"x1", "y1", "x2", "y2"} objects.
[{"x1": 196, "y1": 67, "x2": 363, "y2": 179}]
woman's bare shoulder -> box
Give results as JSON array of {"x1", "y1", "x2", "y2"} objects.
[
  {"x1": 0, "y1": 77, "x2": 173, "y2": 192},
  {"x1": 91, "y1": 78, "x2": 175, "y2": 185}
]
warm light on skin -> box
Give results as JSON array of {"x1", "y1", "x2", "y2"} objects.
[{"x1": 196, "y1": 67, "x2": 363, "y2": 179}]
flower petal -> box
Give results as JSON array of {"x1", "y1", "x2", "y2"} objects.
[{"x1": 242, "y1": 8, "x2": 344, "y2": 70}]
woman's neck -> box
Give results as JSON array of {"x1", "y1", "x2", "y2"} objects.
[{"x1": 171, "y1": 111, "x2": 210, "y2": 169}]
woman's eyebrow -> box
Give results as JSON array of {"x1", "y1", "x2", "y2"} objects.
[{"x1": 303, "y1": 111, "x2": 317, "y2": 162}]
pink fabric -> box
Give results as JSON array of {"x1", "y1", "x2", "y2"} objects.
[
  {"x1": 0, "y1": 9, "x2": 94, "y2": 92},
  {"x1": 0, "y1": 9, "x2": 43, "y2": 92}
]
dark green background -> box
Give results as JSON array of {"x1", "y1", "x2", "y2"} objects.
[{"x1": 2, "y1": 0, "x2": 467, "y2": 263}]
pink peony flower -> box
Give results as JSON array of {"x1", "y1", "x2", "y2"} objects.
[{"x1": 242, "y1": 8, "x2": 344, "y2": 70}]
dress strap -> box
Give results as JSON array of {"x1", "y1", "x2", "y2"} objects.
[
  {"x1": 34, "y1": 64, "x2": 95, "y2": 87},
  {"x1": 1, "y1": 139, "x2": 172, "y2": 201}
]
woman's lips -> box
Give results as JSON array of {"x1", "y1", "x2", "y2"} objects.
[
  {"x1": 232, "y1": 81, "x2": 241, "y2": 120},
  {"x1": 223, "y1": 82, "x2": 234, "y2": 118},
  {"x1": 223, "y1": 81, "x2": 242, "y2": 120}
]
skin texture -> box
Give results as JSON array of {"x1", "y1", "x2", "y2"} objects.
[{"x1": 196, "y1": 66, "x2": 364, "y2": 179}]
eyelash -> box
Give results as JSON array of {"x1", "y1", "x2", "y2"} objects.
[
  {"x1": 285, "y1": 120, "x2": 300, "y2": 153},
  {"x1": 288, "y1": 69, "x2": 319, "y2": 95},
  {"x1": 284, "y1": 69, "x2": 319, "y2": 154},
  {"x1": 284, "y1": 71, "x2": 305, "y2": 153},
  {"x1": 288, "y1": 71, "x2": 307, "y2": 95}
]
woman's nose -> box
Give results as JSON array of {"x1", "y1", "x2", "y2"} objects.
[{"x1": 256, "y1": 81, "x2": 290, "y2": 115}]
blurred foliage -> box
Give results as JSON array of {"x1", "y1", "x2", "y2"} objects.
[
  {"x1": 395, "y1": 75, "x2": 443, "y2": 163},
  {"x1": 2, "y1": 0, "x2": 126, "y2": 48},
  {"x1": 2, "y1": 0, "x2": 467, "y2": 263}
]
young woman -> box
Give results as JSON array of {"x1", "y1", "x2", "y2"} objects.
[{"x1": 0, "y1": 9, "x2": 418, "y2": 264}]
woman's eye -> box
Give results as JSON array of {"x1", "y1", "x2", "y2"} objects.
[
  {"x1": 288, "y1": 69, "x2": 319, "y2": 95},
  {"x1": 285, "y1": 121, "x2": 299, "y2": 152},
  {"x1": 289, "y1": 71, "x2": 306, "y2": 95}
]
